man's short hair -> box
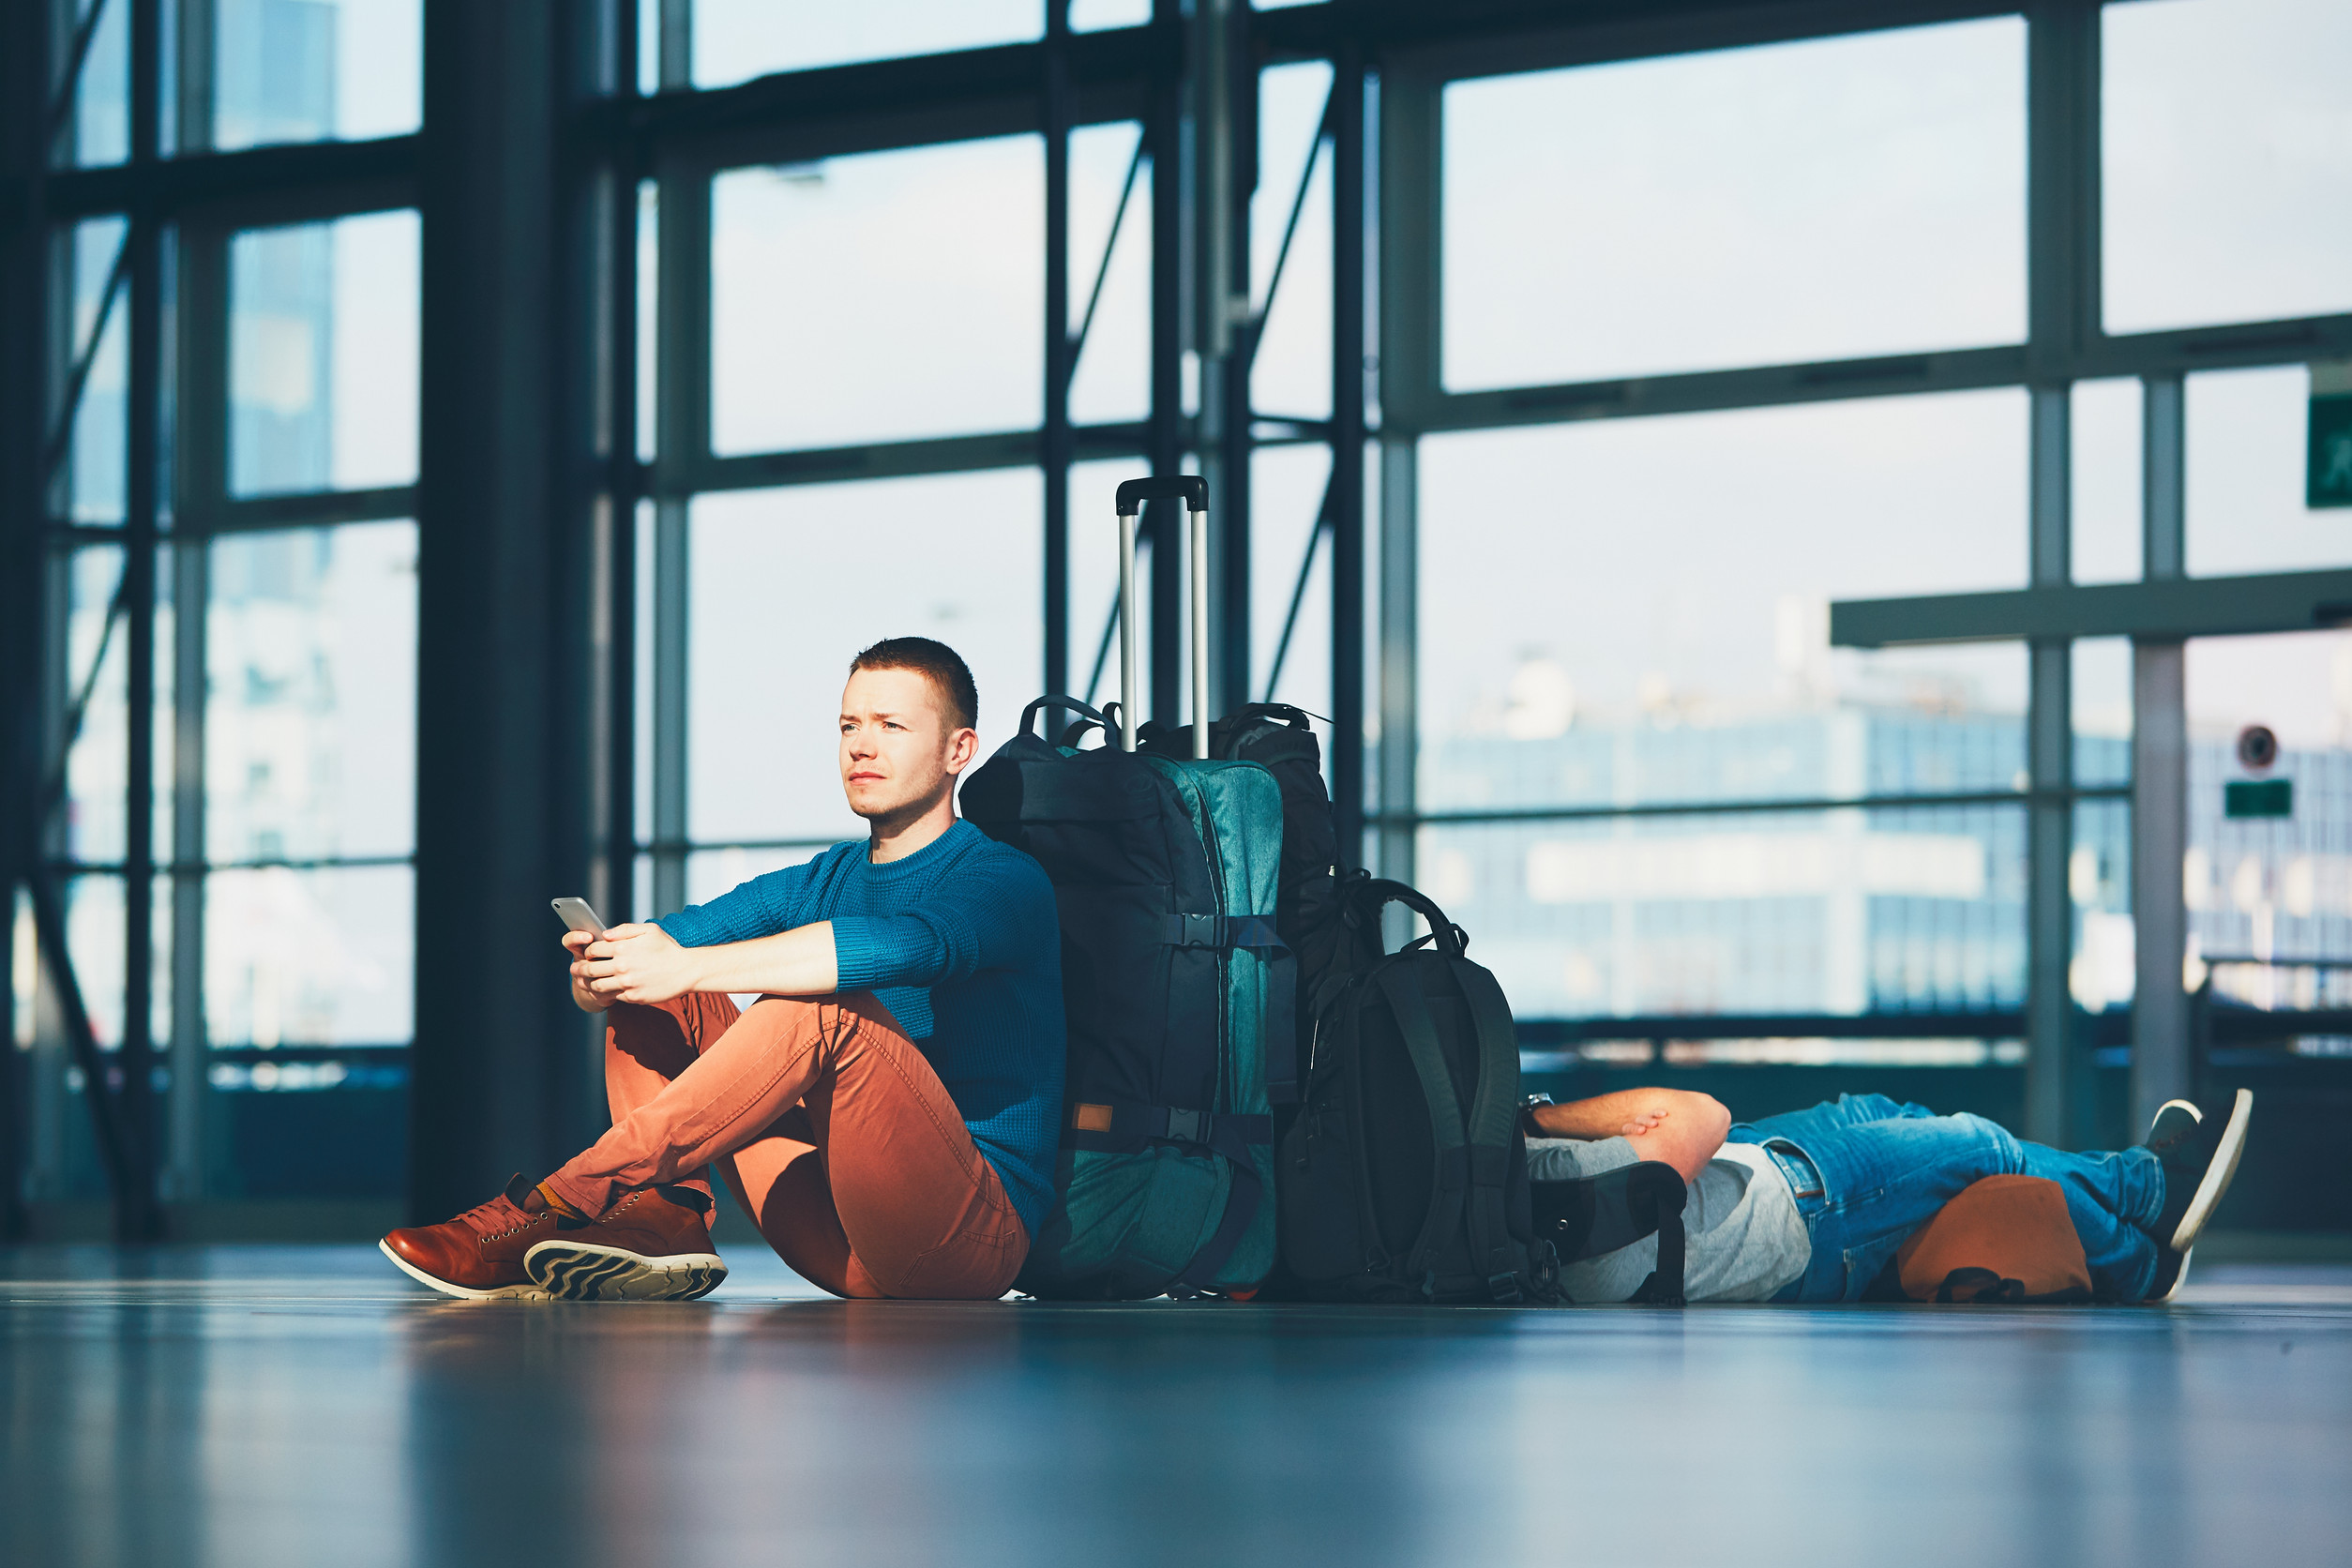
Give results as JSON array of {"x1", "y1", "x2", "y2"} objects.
[{"x1": 849, "y1": 637, "x2": 979, "y2": 732}]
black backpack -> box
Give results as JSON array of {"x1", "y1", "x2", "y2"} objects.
[{"x1": 1272, "y1": 878, "x2": 1687, "y2": 1305}]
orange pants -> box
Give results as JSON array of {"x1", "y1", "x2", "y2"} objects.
[{"x1": 544, "y1": 991, "x2": 1029, "y2": 1300}]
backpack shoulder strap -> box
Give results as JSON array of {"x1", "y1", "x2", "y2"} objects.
[
  {"x1": 1451, "y1": 958, "x2": 1528, "y2": 1301},
  {"x1": 1373, "y1": 962, "x2": 1470, "y2": 1289}
]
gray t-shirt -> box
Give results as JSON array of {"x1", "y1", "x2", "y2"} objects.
[{"x1": 1526, "y1": 1137, "x2": 1811, "y2": 1303}]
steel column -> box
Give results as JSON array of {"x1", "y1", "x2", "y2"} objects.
[
  {"x1": 648, "y1": 16, "x2": 700, "y2": 923},
  {"x1": 1377, "y1": 437, "x2": 1416, "y2": 885},
  {"x1": 165, "y1": 539, "x2": 205, "y2": 1202},
  {"x1": 411, "y1": 0, "x2": 606, "y2": 1219},
  {"x1": 1374, "y1": 64, "x2": 1436, "y2": 885},
  {"x1": 0, "y1": 0, "x2": 53, "y2": 1240},
  {"x1": 1146, "y1": 0, "x2": 1187, "y2": 727},
  {"x1": 1044, "y1": 0, "x2": 1074, "y2": 718},
  {"x1": 1328, "y1": 23, "x2": 1366, "y2": 868},
  {"x1": 2132, "y1": 374, "x2": 2189, "y2": 1133},
  {"x1": 601, "y1": 7, "x2": 641, "y2": 931},
  {"x1": 2025, "y1": 0, "x2": 2100, "y2": 386},
  {"x1": 2025, "y1": 386, "x2": 2078, "y2": 1148},
  {"x1": 650, "y1": 501, "x2": 689, "y2": 919},
  {"x1": 560, "y1": 5, "x2": 629, "y2": 1144},
  {"x1": 166, "y1": 222, "x2": 227, "y2": 1207},
  {"x1": 113, "y1": 0, "x2": 165, "y2": 1240},
  {"x1": 1197, "y1": 0, "x2": 1254, "y2": 718},
  {"x1": 2019, "y1": 0, "x2": 2097, "y2": 1148}
]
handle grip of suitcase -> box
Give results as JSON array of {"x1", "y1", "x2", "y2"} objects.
[{"x1": 1114, "y1": 475, "x2": 1208, "y2": 515}]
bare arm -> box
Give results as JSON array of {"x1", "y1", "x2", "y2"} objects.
[
  {"x1": 565, "y1": 922, "x2": 838, "y2": 1012},
  {"x1": 1530, "y1": 1089, "x2": 1733, "y2": 1184}
]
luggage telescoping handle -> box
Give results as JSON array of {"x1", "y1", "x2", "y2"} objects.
[{"x1": 1112, "y1": 475, "x2": 1211, "y2": 760}]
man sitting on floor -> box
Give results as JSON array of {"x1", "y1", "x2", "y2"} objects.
[
  {"x1": 1525, "y1": 1087, "x2": 2254, "y2": 1304},
  {"x1": 380, "y1": 637, "x2": 1064, "y2": 1302}
]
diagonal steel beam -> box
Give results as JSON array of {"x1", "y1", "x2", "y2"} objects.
[
  {"x1": 40, "y1": 225, "x2": 132, "y2": 482},
  {"x1": 1263, "y1": 469, "x2": 1333, "y2": 701},
  {"x1": 1249, "y1": 79, "x2": 1332, "y2": 355}
]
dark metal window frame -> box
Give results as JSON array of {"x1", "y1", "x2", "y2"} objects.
[{"x1": 10, "y1": 0, "x2": 2352, "y2": 1234}]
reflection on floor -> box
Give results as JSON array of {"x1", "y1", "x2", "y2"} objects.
[{"x1": 6, "y1": 1245, "x2": 2349, "y2": 1568}]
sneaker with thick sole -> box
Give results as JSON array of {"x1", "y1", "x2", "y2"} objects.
[
  {"x1": 523, "y1": 1186, "x2": 727, "y2": 1302},
  {"x1": 2149, "y1": 1088, "x2": 2254, "y2": 1253},
  {"x1": 2146, "y1": 1246, "x2": 2193, "y2": 1304},
  {"x1": 380, "y1": 1174, "x2": 565, "y2": 1300}
]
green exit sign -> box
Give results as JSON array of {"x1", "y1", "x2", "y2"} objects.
[
  {"x1": 2314, "y1": 361, "x2": 2352, "y2": 509},
  {"x1": 2225, "y1": 779, "x2": 2293, "y2": 819}
]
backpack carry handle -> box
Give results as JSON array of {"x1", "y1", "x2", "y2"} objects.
[
  {"x1": 1341, "y1": 876, "x2": 1467, "y2": 957},
  {"x1": 1111, "y1": 475, "x2": 1212, "y2": 761},
  {"x1": 1020, "y1": 694, "x2": 1110, "y2": 740}
]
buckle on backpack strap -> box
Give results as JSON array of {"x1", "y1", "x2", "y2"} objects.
[
  {"x1": 1163, "y1": 1108, "x2": 1207, "y2": 1144},
  {"x1": 1164, "y1": 913, "x2": 1221, "y2": 947},
  {"x1": 1486, "y1": 1272, "x2": 1525, "y2": 1304}
]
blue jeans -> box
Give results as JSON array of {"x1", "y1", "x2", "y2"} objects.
[{"x1": 1729, "y1": 1094, "x2": 2169, "y2": 1303}]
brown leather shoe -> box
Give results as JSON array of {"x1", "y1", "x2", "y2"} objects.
[
  {"x1": 379, "y1": 1175, "x2": 564, "y2": 1300},
  {"x1": 523, "y1": 1186, "x2": 727, "y2": 1302}
]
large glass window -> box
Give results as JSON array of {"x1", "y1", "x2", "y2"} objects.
[
  {"x1": 1422, "y1": 804, "x2": 2025, "y2": 1020},
  {"x1": 1068, "y1": 123, "x2": 1151, "y2": 428},
  {"x1": 1252, "y1": 61, "x2": 1334, "y2": 422},
  {"x1": 64, "y1": 219, "x2": 131, "y2": 525},
  {"x1": 206, "y1": 521, "x2": 417, "y2": 865},
  {"x1": 1441, "y1": 19, "x2": 2027, "y2": 390},
  {"x1": 56, "y1": 0, "x2": 131, "y2": 167},
  {"x1": 62, "y1": 547, "x2": 173, "y2": 870},
  {"x1": 2186, "y1": 367, "x2": 2349, "y2": 579},
  {"x1": 204, "y1": 866, "x2": 412, "y2": 1048},
  {"x1": 1249, "y1": 443, "x2": 1333, "y2": 710},
  {"x1": 61, "y1": 875, "x2": 172, "y2": 1051},
  {"x1": 711, "y1": 139, "x2": 1043, "y2": 453},
  {"x1": 2182, "y1": 630, "x2": 2352, "y2": 1031},
  {"x1": 2072, "y1": 379, "x2": 2145, "y2": 587},
  {"x1": 201, "y1": 520, "x2": 418, "y2": 1185},
  {"x1": 229, "y1": 209, "x2": 420, "y2": 496},
  {"x1": 212, "y1": 0, "x2": 423, "y2": 152},
  {"x1": 685, "y1": 471, "x2": 1043, "y2": 850},
  {"x1": 1418, "y1": 389, "x2": 2031, "y2": 814},
  {"x1": 1416, "y1": 390, "x2": 2032, "y2": 1025},
  {"x1": 2103, "y1": 0, "x2": 2352, "y2": 335}
]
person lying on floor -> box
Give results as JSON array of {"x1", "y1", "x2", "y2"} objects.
[
  {"x1": 380, "y1": 637, "x2": 1064, "y2": 1302},
  {"x1": 1522, "y1": 1087, "x2": 2254, "y2": 1304}
]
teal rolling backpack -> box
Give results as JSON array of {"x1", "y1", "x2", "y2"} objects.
[{"x1": 961, "y1": 476, "x2": 1294, "y2": 1299}]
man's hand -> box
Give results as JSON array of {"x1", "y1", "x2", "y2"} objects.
[
  {"x1": 569, "y1": 923, "x2": 703, "y2": 1009},
  {"x1": 561, "y1": 929, "x2": 609, "y2": 1013}
]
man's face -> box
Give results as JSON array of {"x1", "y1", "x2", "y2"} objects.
[{"x1": 838, "y1": 666, "x2": 975, "y2": 822}]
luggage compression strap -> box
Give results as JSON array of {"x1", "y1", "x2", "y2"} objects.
[
  {"x1": 1155, "y1": 913, "x2": 1300, "y2": 1105},
  {"x1": 1166, "y1": 1118, "x2": 1269, "y2": 1296},
  {"x1": 1059, "y1": 1102, "x2": 1275, "y2": 1296},
  {"x1": 1452, "y1": 958, "x2": 1531, "y2": 1301}
]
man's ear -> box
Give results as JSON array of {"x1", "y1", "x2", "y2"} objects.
[{"x1": 944, "y1": 726, "x2": 980, "y2": 775}]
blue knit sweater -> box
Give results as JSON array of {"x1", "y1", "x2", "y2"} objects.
[{"x1": 656, "y1": 819, "x2": 1065, "y2": 1238}]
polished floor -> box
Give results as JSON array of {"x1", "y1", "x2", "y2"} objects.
[{"x1": 5, "y1": 1245, "x2": 2350, "y2": 1568}]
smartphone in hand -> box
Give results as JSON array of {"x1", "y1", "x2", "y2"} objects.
[{"x1": 550, "y1": 897, "x2": 607, "y2": 939}]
